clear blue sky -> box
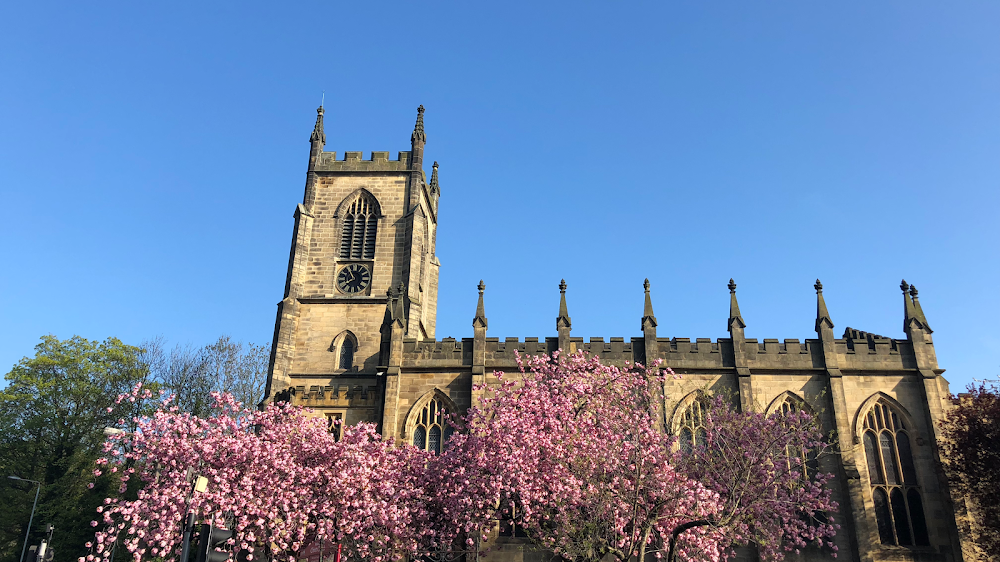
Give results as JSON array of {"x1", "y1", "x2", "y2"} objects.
[{"x1": 1, "y1": 2, "x2": 997, "y2": 391}]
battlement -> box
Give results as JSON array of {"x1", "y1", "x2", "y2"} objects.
[
  {"x1": 313, "y1": 150, "x2": 413, "y2": 172},
  {"x1": 485, "y1": 337, "x2": 557, "y2": 356},
  {"x1": 394, "y1": 331, "x2": 916, "y2": 373},
  {"x1": 287, "y1": 381, "x2": 379, "y2": 406}
]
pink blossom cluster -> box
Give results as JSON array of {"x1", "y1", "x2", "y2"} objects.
[
  {"x1": 85, "y1": 388, "x2": 429, "y2": 562},
  {"x1": 674, "y1": 395, "x2": 840, "y2": 560},
  {"x1": 427, "y1": 352, "x2": 726, "y2": 562},
  {"x1": 84, "y1": 353, "x2": 839, "y2": 562}
]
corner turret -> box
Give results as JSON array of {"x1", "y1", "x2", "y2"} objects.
[
  {"x1": 308, "y1": 106, "x2": 326, "y2": 170},
  {"x1": 310, "y1": 106, "x2": 326, "y2": 144},
  {"x1": 302, "y1": 106, "x2": 327, "y2": 208}
]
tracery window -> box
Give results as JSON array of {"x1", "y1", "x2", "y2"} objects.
[
  {"x1": 339, "y1": 191, "x2": 380, "y2": 260},
  {"x1": 677, "y1": 397, "x2": 708, "y2": 453},
  {"x1": 326, "y1": 413, "x2": 343, "y2": 441},
  {"x1": 411, "y1": 396, "x2": 454, "y2": 454},
  {"x1": 861, "y1": 399, "x2": 929, "y2": 546},
  {"x1": 774, "y1": 395, "x2": 819, "y2": 478},
  {"x1": 498, "y1": 496, "x2": 529, "y2": 538}
]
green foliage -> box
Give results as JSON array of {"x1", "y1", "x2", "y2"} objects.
[{"x1": 0, "y1": 336, "x2": 156, "y2": 562}]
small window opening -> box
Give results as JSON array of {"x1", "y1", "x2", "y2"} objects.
[{"x1": 339, "y1": 339, "x2": 355, "y2": 369}]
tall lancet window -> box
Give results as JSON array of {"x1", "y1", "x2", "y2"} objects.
[
  {"x1": 774, "y1": 395, "x2": 820, "y2": 479},
  {"x1": 677, "y1": 397, "x2": 709, "y2": 454},
  {"x1": 339, "y1": 191, "x2": 380, "y2": 260},
  {"x1": 862, "y1": 398, "x2": 929, "y2": 546},
  {"x1": 412, "y1": 397, "x2": 454, "y2": 454},
  {"x1": 339, "y1": 339, "x2": 354, "y2": 370}
]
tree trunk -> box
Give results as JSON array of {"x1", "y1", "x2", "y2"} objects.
[{"x1": 666, "y1": 520, "x2": 709, "y2": 562}]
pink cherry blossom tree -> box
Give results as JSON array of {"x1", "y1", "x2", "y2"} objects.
[
  {"x1": 426, "y1": 352, "x2": 726, "y2": 562},
  {"x1": 427, "y1": 351, "x2": 839, "y2": 562},
  {"x1": 85, "y1": 388, "x2": 430, "y2": 562},
  {"x1": 673, "y1": 395, "x2": 840, "y2": 561}
]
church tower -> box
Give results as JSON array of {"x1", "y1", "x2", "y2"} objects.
[{"x1": 264, "y1": 106, "x2": 440, "y2": 427}]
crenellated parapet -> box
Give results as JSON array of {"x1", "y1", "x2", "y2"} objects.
[
  {"x1": 404, "y1": 337, "x2": 471, "y2": 364},
  {"x1": 390, "y1": 332, "x2": 923, "y2": 373},
  {"x1": 313, "y1": 150, "x2": 414, "y2": 172},
  {"x1": 284, "y1": 381, "x2": 379, "y2": 407},
  {"x1": 386, "y1": 278, "x2": 940, "y2": 378}
]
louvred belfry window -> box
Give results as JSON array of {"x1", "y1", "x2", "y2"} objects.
[
  {"x1": 862, "y1": 399, "x2": 929, "y2": 546},
  {"x1": 339, "y1": 191, "x2": 380, "y2": 260},
  {"x1": 412, "y1": 397, "x2": 454, "y2": 454}
]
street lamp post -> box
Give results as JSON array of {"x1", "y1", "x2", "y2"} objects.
[{"x1": 9, "y1": 475, "x2": 42, "y2": 562}]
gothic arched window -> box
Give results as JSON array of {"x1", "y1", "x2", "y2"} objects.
[
  {"x1": 330, "y1": 331, "x2": 358, "y2": 372},
  {"x1": 411, "y1": 396, "x2": 454, "y2": 454},
  {"x1": 339, "y1": 339, "x2": 354, "y2": 369},
  {"x1": 772, "y1": 394, "x2": 820, "y2": 478},
  {"x1": 339, "y1": 191, "x2": 380, "y2": 260},
  {"x1": 677, "y1": 397, "x2": 708, "y2": 454},
  {"x1": 861, "y1": 399, "x2": 929, "y2": 546}
]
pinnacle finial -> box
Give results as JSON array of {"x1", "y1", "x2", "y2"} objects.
[
  {"x1": 473, "y1": 279, "x2": 488, "y2": 329},
  {"x1": 411, "y1": 105, "x2": 426, "y2": 144},
  {"x1": 907, "y1": 283, "x2": 932, "y2": 332},
  {"x1": 557, "y1": 279, "x2": 571, "y2": 330},
  {"x1": 900, "y1": 279, "x2": 909, "y2": 294},
  {"x1": 310, "y1": 106, "x2": 326, "y2": 145},
  {"x1": 728, "y1": 279, "x2": 745, "y2": 331},
  {"x1": 642, "y1": 279, "x2": 657, "y2": 330},
  {"x1": 429, "y1": 161, "x2": 440, "y2": 194},
  {"x1": 815, "y1": 280, "x2": 833, "y2": 333}
]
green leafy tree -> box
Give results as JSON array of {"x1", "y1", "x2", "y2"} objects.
[{"x1": 0, "y1": 336, "x2": 155, "y2": 562}]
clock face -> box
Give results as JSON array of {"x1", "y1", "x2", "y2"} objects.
[{"x1": 336, "y1": 263, "x2": 371, "y2": 294}]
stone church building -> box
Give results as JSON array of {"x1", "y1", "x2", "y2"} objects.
[{"x1": 264, "y1": 107, "x2": 976, "y2": 562}]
